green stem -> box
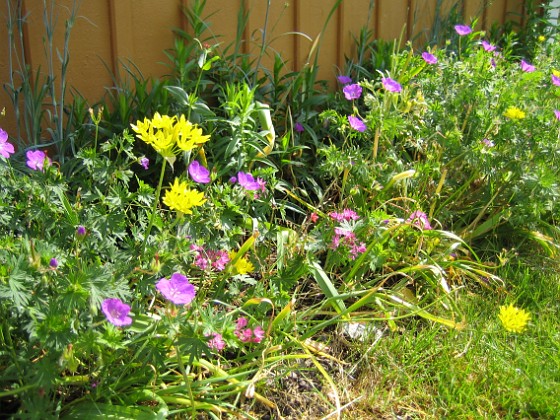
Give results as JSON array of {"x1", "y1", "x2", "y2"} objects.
[
  {"x1": 142, "y1": 158, "x2": 167, "y2": 255},
  {"x1": 175, "y1": 345, "x2": 195, "y2": 419}
]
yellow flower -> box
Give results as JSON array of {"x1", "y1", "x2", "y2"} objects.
[
  {"x1": 503, "y1": 106, "x2": 526, "y2": 120},
  {"x1": 538, "y1": 35, "x2": 546, "y2": 42},
  {"x1": 498, "y1": 304, "x2": 530, "y2": 333},
  {"x1": 228, "y1": 251, "x2": 254, "y2": 275},
  {"x1": 175, "y1": 115, "x2": 211, "y2": 152},
  {"x1": 163, "y1": 178, "x2": 206, "y2": 214},
  {"x1": 553, "y1": 69, "x2": 560, "y2": 77}
]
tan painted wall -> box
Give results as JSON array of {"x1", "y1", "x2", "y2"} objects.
[{"x1": 0, "y1": 0, "x2": 534, "y2": 141}]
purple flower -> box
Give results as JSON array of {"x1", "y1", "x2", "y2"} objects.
[
  {"x1": 520, "y1": 60, "x2": 535, "y2": 72},
  {"x1": 554, "y1": 110, "x2": 560, "y2": 121},
  {"x1": 156, "y1": 272, "x2": 196, "y2": 305},
  {"x1": 421, "y1": 52, "x2": 437, "y2": 64},
  {"x1": 552, "y1": 75, "x2": 560, "y2": 86},
  {"x1": 49, "y1": 258, "x2": 59, "y2": 268},
  {"x1": 188, "y1": 160, "x2": 210, "y2": 184},
  {"x1": 252, "y1": 326, "x2": 265, "y2": 343},
  {"x1": 481, "y1": 40, "x2": 496, "y2": 52},
  {"x1": 329, "y1": 209, "x2": 360, "y2": 222},
  {"x1": 0, "y1": 129, "x2": 15, "y2": 159},
  {"x1": 337, "y1": 75, "x2": 352, "y2": 84},
  {"x1": 482, "y1": 138, "x2": 495, "y2": 147},
  {"x1": 237, "y1": 171, "x2": 265, "y2": 191},
  {"x1": 26, "y1": 150, "x2": 51, "y2": 171},
  {"x1": 454, "y1": 24, "x2": 472, "y2": 36},
  {"x1": 101, "y1": 298, "x2": 133, "y2": 327},
  {"x1": 381, "y1": 77, "x2": 402, "y2": 93},
  {"x1": 348, "y1": 115, "x2": 366, "y2": 132},
  {"x1": 139, "y1": 157, "x2": 149, "y2": 170},
  {"x1": 343, "y1": 83, "x2": 362, "y2": 100},
  {"x1": 294, "y1": 122, "x2": 304, "y2": 133},
  {"x1": 407, "y1": 210, "x2": 432, "y2": 230},
  {"x1": 76, "y1": 225, "x2": 86, "y2": 236}
]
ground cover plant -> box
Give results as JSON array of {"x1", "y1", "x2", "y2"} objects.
[{"x1": 1, "y1": 2, "x2": 559, "y2": 419}]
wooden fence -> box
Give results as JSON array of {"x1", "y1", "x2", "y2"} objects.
[{"x1": 0, "y1": 0, "x2": 535, "y2": 138}]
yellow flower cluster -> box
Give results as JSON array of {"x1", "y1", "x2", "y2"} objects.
[
  {"x1": 131, "y1": 112, "x2": 210, "y2": 158},
  {"x1": 498, "y1": 304, "x2": 531, "y2": 333},
  {"x1": 503, "y1": 106, "x2": 526, "y2": 120},
  {"x1": 163, "y1": 178, "x2": 206, "y2": 214},
  {"x1": 228, "y1": 251, "x2": 255, "y2": 275}
]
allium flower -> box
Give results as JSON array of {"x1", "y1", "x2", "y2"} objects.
[
  {"x1": 348, "y1": 115, "x2": 366, "y2": 132},
  {"x1": 49, "y1": 258, "x2": 59, "y2": 268},
  {"x1": 454, "y1": 24, "x2": 472, "y2": 36},
  {"x1": 503, "y1": 106, "x2": 526, "y2": 120},
  {"x1": 156, "y1": 272, "x2": 196, "y2": 305},
  {"x1": 237, "y1": 171, "x2": 265, "y2": 192},
  {"x1": 554, "y1": 110, "x2": 560, "y2": 121},
  {"x1": 421, "y1": 52, "x2": 437, "y2": 64},
  {"x1": 252, "y1": 326, "x2": 265, "y2": 343},
  {"x1": 236, "y1": 317, "x2": 249, "y2": 329},
  {"x1": 188, "y1": 160, "x2": 210, "y2": 184},
  {"x1": 26, "y1": 150, "x2": 51, "y2": 171},
  {"x1": 139, "y1": 157, "x2": 149, "y2": 170},
  {"x1": 329, "y1": 209, "x2": 360, "y2": 222},
  {"x1": 163, "y1": 178, "x2": 206, "y2": 214},
  {"x1": 552, "y1": 75, "x2": 560, "y2": 87},
  {"x1": 101, "y1": 298, "x2": 133, "y2": 327},
  {"x1": 206, "y1": 332, "x2": 226, "y2": 351},
  {"x1": 337, "y1": 75, "x2": 353, "y2": 84},
  {"x1": 294, "y1": 122, "x2": 305, "y2": 133},
  {"x1": 481, "y1": 40, "x2": 496, "y2": 52},
  {"x1": 343, "y1": 83, "x2": 362, "y2": 100},
  {"x1": 520, "y1": 60, "x2": 535, "y2": 72},
  {"x1": 407, "y1": 210, "x2": 432, "y2": 230},
  {"x1": 76, "y1": 225, "x2": 87, "y2": 236},
  {"x1": 381, "y1": 77, "x2": 402, "y2": 93},
  {"x1": 498, "y1": 304, "x2": 530, "y2": 333},
  {"x1": 234, "y1": 318, "x2": 265, "y2": 343},
  {"x1": 0, "y1": 128, "x2": 15, "y2": 158}
]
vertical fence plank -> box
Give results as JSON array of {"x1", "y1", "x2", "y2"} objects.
[
  {"x1": 377, "y1": 0, "x2": 409, "y2": 44},
  {"x1": 340, "y1": 0, "x2": 376, "y2": 71}
]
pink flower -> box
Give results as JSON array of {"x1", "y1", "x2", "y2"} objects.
[
  {"x1": 206, "y1": 332, "x2": 226, "y2": 351},
  {"x1": 421, "y1": 52, "x2": 437, "y2": 64},
  {"x1": 236, "y1": 317, "x2": 248, "y2": 329},
  {"x1": 26, "y1": 150, "x2": 51, "y2": 171},
  {"x1": 156, "y1": 272, "x2": 196, "y2": 305},
  {"x1": 348, "y1": 115, "x2": 366, "y2": 132},
  {"x1": 310, "y1": 212, "x2": 319, "y2": 223},
  {"x1": 381, "y1": 77, "x2": 402, "y2": 93},
  {"x1": 343, "y1": 83, "x2": 362, "y2": 100},
  {"x1": 0, "y1": 129, "x2": 15, "y2": 158},
  {"x1": 482, "y1": 138, "x2": 495, "y2": 147},
  {"x1": 454, "y1": 24, "x2": 472, "y2": 36},
  {"x1": 407, "y1": 210, "x2": 432, "y2": 230},
  {"x1": 552, "y1": 75, "x2": 560, "y2": 86},
  {"x1": 554, "y1": 110, "x2": 560, "y2": 121},
  {"x1": 481, "y1": 40, "x2": 496, "y2": 52},
  {"x1": 252, "y1": 326, "x2": 265, "y2": 343},
  {"x1": 101, "y1": 298, "x2": 133, "y2": 327},
  {"x1": 520, "y1": 60, "x2": 535, "y2": 72},
  {"x1": 188, "y1": 160, "x2": 210, "y2": 184},
  {"x1": 337, "y1": 75, "x2": 352, "y2": 84},
  {"x1": 329, "y1": 209, "x2": 360, "y2": 222},
  {"x1": 237, "y1": 171, "x2": 265, "y2": 191}
]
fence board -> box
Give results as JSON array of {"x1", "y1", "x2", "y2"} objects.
[{"x1": 0, "y1": 0, "x2": 539, "y2": 142}]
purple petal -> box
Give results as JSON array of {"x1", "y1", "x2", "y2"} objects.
[
  {"x1": 422, "y1": 52, "x2": 437, "y2": 64},
  {"x1": 188, "y1": 160, "x2": 210, "y2": 184},
  {"x1": 101, "y1": 298, "x2": 132, "y2": 327},
  {"x1": 382, "y1": 77, "x2": 402, "y2": 93},
  {"x1": 348, "y1": 115, "x2": 366, "y2": 132},
  {"x1": 454, "y1": 24, "x2": 472, "y2": 36},
  {"x1": 156, "y1": 272, "x2": 196, "y2": 305}
]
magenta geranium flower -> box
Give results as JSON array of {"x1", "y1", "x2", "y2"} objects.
[
  {"x1": 237, "y1": 171, "x2": 265, "y2": 191},
  {"x1": 294, "y1": 122, "x2": 304, "y2": 133},
  {"x1": 188, "y1": 160, "x2": 210, "y2": 184},
  {"x1": 337, "y1": 75, "x2": 352, "y2": 84},
  {"x1": 381, "y1": 77, "x2": 402, "y2": 93},
  {"x1": 520, "y1": 60, "x2": 535, "y2": 72},
  {"x1": 481, "y1": 40, "x2": 496, "y2": 52},
  {"x1": 101, "y1": 298, "x2": 133, "y2": 327},
  {"x1": 454, "y1": 24, "x2": 472, "y2": 36},
  {"x1": 554, "y1": 110, "x2": 560, "y2": 121},
  {"x1": 26, "y1": 150, "x2": 51, "y2": 171},
  {"x1": 0, "y1": 129, "x2": 14, "y2": 159},
  {"x1": 407, "y1": 210, "x2": 432, "y2": 230},
  {"x1": 348, "y1": 115, "x2": 366, "y2": 132},
  {"x1": 552, "y1": 75, "x2": 560, "y2": 86},
  {"x1": 343, "y1": 83, "x2": 362, "y2": 100},
  {"x1": 422, "y1": 52, "x2": 437, "y2": 64},
  {"x1": 156, "y1": 272, "x2": 196, "y2": 305}
]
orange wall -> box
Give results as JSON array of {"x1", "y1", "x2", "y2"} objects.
[{"x1": 0, "y1": 0, "x2": 533, "y2": 142}]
